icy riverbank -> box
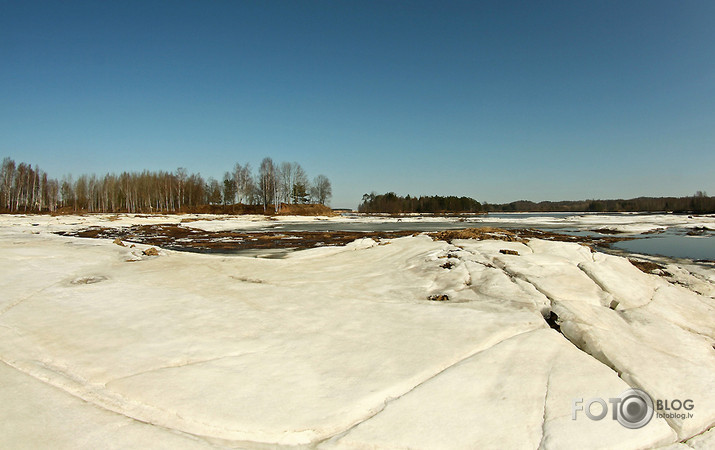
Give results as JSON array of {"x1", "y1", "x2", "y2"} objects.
[
  {"x1": 0, "y1": 214, "x2": 713, "y2": 448},
  {"x1": 1, "y1": 211, "x2": 713, "y2": 234}
]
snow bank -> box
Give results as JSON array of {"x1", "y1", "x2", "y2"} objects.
[
  {"x1": 0, "y1": 214, "x2": 713, "y2": 448},
  {"x1": 329, "y1": 329, "x2": 675, "y2": 449}
]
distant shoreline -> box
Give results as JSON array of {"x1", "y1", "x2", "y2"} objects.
[
  {"x1": 359, "y1": 192, "x2": 715, "y2": 215},
  {"x1": 2, "y1": 209, "x2": 714, "y2": 217}
]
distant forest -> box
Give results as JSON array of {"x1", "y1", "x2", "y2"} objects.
[
  {"x1": 359, "y1": 193, "x2": 483, "y2": 213},
  {"x1": 359, "y1": 192, "x2": 715, "y2": 214},
  {"x1": 0, "y1": 157, "x2": 332, "y2": 214},
  {"x1": 484, "y1": 195, "x2": 714, "y2": 214}
]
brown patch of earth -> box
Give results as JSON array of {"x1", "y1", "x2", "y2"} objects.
[
  {"x1": 431, "y1": 227, "x2": 525, "y2": 243},
  {"x1": 591, "y1": 228, "x2": 627, "y2": 234},
  {"x1": 686, "y1": 226, "x2": 713, "y2": 236},
  {"x1": 628, "y1": 258, "x2": 671, "y2": 276},
  {"x1": 430, "y1": 227, "x2": 631, "y2": 249},
  {"x1": 56, "y1": 225, "x2": 632, "y2": 253},
  {"x1": 56, "y1": 224, "x2": 417, "y2": 252}
]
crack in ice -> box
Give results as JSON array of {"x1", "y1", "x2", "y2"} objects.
[
  {"x1": 537, "y1": 368, "x2": 552, "y2": 450},
  {"x1": 105, "y1": 352, "x2": 261, "y2": 385},
  {"x1": 316, "y1": 328, "x2": 540, "y2": 446},
  {"x1": 0, "y1": 281, "x2": 62, "y2": 317}
]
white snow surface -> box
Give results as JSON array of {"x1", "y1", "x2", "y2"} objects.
[
  {"x1": 0, "y1": 214, "x2": 713, "y2": 448},
  {"x1": 466, "y1": 212, "x2": 715, "y2": 234},
  {"x1": 2, "y1": 211, "x2": 713, "y2": 235}
]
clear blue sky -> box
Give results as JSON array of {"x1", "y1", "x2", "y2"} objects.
[{"x1": 1, "y1": 1, "x2": 713, "y2": 208}]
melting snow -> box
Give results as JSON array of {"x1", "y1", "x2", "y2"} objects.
[{"x1": 0, "y1": 214, "x2": 713, "y2": 448}]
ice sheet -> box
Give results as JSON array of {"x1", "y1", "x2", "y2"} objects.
[{"x1": 0, "y1": 214, "x2": 713, "y2": 448}]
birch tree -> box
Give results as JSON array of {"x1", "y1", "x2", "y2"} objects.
[{"x1": 258, "y1": 157, "x2": 276, "y2": 211}]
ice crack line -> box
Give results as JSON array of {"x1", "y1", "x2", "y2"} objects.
[
  {"x1": 315, "y1": 328, "x2": 539, "y2": 446},
  {"x1": 105, "y1": 352, "x2": 260, "y2": 385},
  {"x1": 0, "y1": 356, "x2": 296, "y2": 447},
  {"x1": 488, "y1": 258, "x2": 702, "y2": 440},
  {"x1": 0, "y1": 281, "x2": 62, "y2": 317},
  {"x1": 537, "y1": 369, "x2": 552, "y2": 450},
  {"x1": 0, "y1": 358, "x2": 223, "y2": 448}
]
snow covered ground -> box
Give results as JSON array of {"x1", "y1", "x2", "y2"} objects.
[
  {"x1": 470, "y1": 212, "x2": 715, "y2": 235},
  {"x1": 1, "y1": 211, "x2": 713, "y2": 235},
  {"x1": 0, "y1": 214, "x2": 713, "y2": 449}
]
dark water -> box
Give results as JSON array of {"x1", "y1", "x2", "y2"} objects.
[{"x1": 613, "y1": 234, "x2": 715, "y2": 261}]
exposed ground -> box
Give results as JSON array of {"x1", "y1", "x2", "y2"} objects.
[
  {"x1": 430, "y1": 227, "x2": 631, "y2": 248},
  {"x1": 55, "y1": 225, "x2": 631, "y2": 253},
  {"x1": 56, "y1": 224, "x2": 418, "y2": 251}
]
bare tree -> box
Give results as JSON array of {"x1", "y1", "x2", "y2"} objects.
[
  {"x1": 47, "y1": 178, "x2": 59, "y2": 211},
  {"x1": 232, "y1": 163, "x2": 252, "y2": 204},
  {"x1": 176, "y1": 167, "x2": 187, "y2": 210},
  {"x1": 277, "y1": 161, "x2": 292, "y2": 208},
  {"x1": 291, "y1": 163, "x2": 309, "y2": 204},
  {"x1": 311, "y1": 175, "x2": 332, "y2": 205},
  {"x1": 1, "y1": 157, "x2": 15, "y2": 209},
  {"x1": 258, "y1": 157, "x2": 276, "y2": 211},
  {"x1": 206, "y1": 178, "x2": 222, "y2": 205},
  {"x1": 0, "y1": 155, "x2": 339, "y2": 213}
]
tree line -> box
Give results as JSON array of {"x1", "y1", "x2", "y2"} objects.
[
  {"x1": 359, "y1": 191, "x2": 715, "y2": 214},
  {"x1": 0, "y1": 156, "x2": 332, "y2": 213},
  {"x1": 358, "y1": 192, "x2": 483, "y2": 213},
  {"x1": 483, "y1": 193, "x2": 714, "y2": 214}
]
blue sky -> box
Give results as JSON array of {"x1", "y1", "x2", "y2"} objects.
[{"x1": 1, "y1": 1, "x2": 713, "y2": 208}]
